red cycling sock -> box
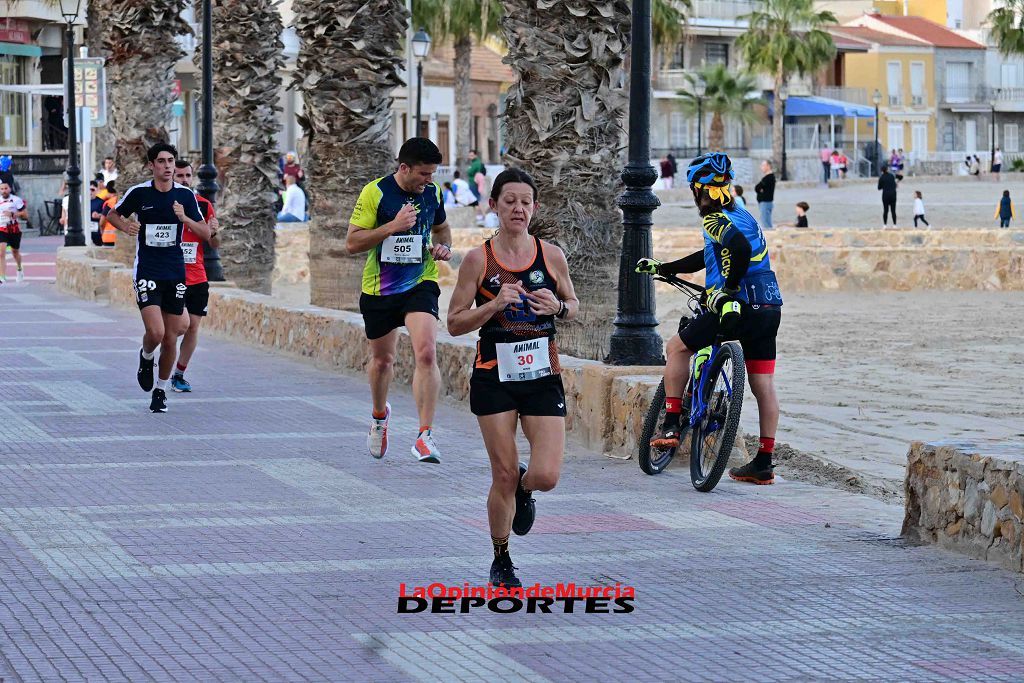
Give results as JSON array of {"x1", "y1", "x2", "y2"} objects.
[
  {"x1": 665, "y1": 397, "x2": 682, "y2": 414},
  {"x1": 758, "y1": 436, "x2": 775, "y2": 455}
]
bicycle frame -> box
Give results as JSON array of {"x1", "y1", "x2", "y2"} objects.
[{"x1": 651, "y1": 273, "x2": 735, "y2": 434}]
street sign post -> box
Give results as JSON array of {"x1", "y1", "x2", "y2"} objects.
[{"x1": 63, "y1": 57, "x2": 106, "y2": 128}]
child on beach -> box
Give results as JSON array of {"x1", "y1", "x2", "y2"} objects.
[
  {"x1": 794, "y1": 201, "x2": 809, "y2": 228},
  {"x1": 913, "y1": 191, "x2": 929, "y2": 227},
  {"x1": 733, "y1": 185, "x2": 746, "y2": 210},
  {"x1": 996, "y1": 190, "x2": 1014, "y2": 228}
]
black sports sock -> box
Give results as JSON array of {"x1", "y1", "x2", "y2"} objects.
[{"x1": 492, "y1": 534, "x2": 509, "y2": 559}]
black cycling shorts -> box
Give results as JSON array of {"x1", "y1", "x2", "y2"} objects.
[
  {"x1": 0, "y1": 231, "x2": 22, "y2": 250},
  {"x1": 470, "y1": 371, "x2": 566, "y2": 417},
  {"x1": 679, "y1": 305, "x2": 781, "y2": 371},
  {"x1": 185, "y1": 281, "x2": 210, "y2": 317},
  {"x1": 134, "y1": 277, "x2": 186, "y2": 315},
  {"x1": 359, "y1": 280, "x2": 440, "y2": 340}
]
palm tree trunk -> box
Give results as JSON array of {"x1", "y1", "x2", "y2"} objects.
[
  {"x1": 202, "y1": 0, "x2": 284, "y2": 293},
  {"x1": 453, "y1": 35, "x2": 473, "y2": 171},
  {"x1": 501, "y1": 0, "x2": 631, "y2": 361},
  {"x1": 709, "y1": 112, "x2": 725, "y2": 152},
  {"x1": 104, "y1": 0, "x2": 189, "y2": 267},
  {"x1": 293, "y1": 0, "x2": 407, "y2": 310},
  {"x1": 85, "y1": 0, "x2": 115, "y2": 163},
  {"x1": 772, "y1": 67, "x2": 784, "y2": 174}
]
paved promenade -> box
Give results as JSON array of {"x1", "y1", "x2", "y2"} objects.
[{"x1": 3, "y1": 281, "x2": 1024, "y2": 681}]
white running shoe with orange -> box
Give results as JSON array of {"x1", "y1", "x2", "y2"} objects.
[
  {"x1": 412, "y1": 429, "x2": 441, "y2": 463},
  {"x1": 367, "y1": 402, "x2": 390, "y2": 459}
]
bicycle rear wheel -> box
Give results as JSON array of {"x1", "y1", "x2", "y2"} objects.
[
  {"x1": 690, "y1": 342, "x2": 745, "y2": 492},
  {"x1": 638, "y1": 379, "x2": 690, "y2": 475}
]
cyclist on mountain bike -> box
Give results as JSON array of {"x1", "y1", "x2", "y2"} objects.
[{"x1": 636, "y1": 152, "x2": 783, "y2": 485}]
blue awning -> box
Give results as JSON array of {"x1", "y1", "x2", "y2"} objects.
[
  {"x1": 768, "y1": 95, "x2": 875, "y2": 118},
  {"x1": 0, "y1": 42, "x2": 43, "y2": 58}
]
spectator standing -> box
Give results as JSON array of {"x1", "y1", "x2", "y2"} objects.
[
  {"x1": 970, "y1": 155, "x2": 981, "y2": 177},
  {"x1": 829, "y1": 150, "x2": 841, "y2": 180},
  {"x1": 659, "y1": 155, "x2": 674, "y2": 189},
  {"x1": 667, "y1": 153, "x2": 678, "y2": 179},
  {"x1": 992, "y1": 147, "x2": 1003, "y2": 181},
  {"x1": 838, "y1": 150, "x2": 849, "y2": 179},
  {"x1": 996, "y1": 189, "x2": 1014, "y2": 228},
  {"x1": 795, "y1": 201, "x2": 809, "y2": 228},
  {"x1": 100, "y1": 157, "x2": 119, "y2": 184},
  {"x1": 819, "y1": 145, "x2": 831, "y2": 184},
  {"x1": 466, "y1": 150, "x2": 485, "y2": 201},
  {"x1": 277, "y1": 174, "x2": 307, "y2": 222},
  {"x1": 912, "y1": 191, "x2": 929, "y2": 227},
  {"x1": 878, "y1": 165, "x2": 898, "y2": 227},
  {"x1": 754, "y1": 160, "x2": 776, "y2": 229}
]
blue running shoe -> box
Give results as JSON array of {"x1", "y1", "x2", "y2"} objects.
[{"x1": 171, "y1": 374, "x2": 192, "y2": 393}]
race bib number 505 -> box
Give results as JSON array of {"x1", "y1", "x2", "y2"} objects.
[{"x1": 381, "y1": 234, "x2": 423, "y2": 264}]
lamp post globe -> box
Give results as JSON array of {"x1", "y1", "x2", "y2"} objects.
[
  {"x1": 412, "y1": 28, "x2": 431, "y2": 136},
  {"x1": 60, "y1": 0, "x2": 84, "y2": 247},
  {"x1": 872, "y1": 89, "x2": 882, "y2": 176}
]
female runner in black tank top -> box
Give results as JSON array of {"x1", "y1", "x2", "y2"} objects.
[{"x1": 447, "y1": 169, "x2": 579, "y2": 590}]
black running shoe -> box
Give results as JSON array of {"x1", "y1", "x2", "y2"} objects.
[
  {"x1": 728, "y1": 459, "x2": 774, "y2": 485},
  {"x1": 149, "y1": 388, "x2": 167, "y2": 413},
  {"x1": 512, "y1": 463, "x2": 536, "y2": 536},
  {"x1": 489, "y1": 553, "x2": 522, "y2": 589},
  {"x1": 137, "y1": 350, "x2": 155, "y2": 392}
]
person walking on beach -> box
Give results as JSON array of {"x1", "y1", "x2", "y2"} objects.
[
  {"x1": 996, "y1": 190, "x2": 1014, "y2": 228},
  {"x1": 913, "y1": 191, "x2": 929, "y2": 227},
  {"x1": 878, "y1": 165, "x2": 898, "y2": 227},
  {"x1": 755, "y1": 160, "x2": 776, "y2": 229}
]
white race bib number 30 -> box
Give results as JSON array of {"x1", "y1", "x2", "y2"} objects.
[
  {"x1": 145, "y1": 223, "x2": 177, "y2": 247},
  {"x1": 181, "y1": 241, "x2": 198, "y2": 264},
  {"x1": 381, "y1": 234, "x2": 422, "y2": 264},
  {"x1": 496, "y1": 337, "x2": 552, "y2": 383}
]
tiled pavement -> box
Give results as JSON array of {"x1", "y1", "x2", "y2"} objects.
[{"x1": 3, "y1": 282, "x2": 1024, "y2": 682}]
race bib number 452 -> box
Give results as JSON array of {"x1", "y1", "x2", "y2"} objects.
[
  {"x1": 496, "y1": 337, "x2": 552, "y2": 383},
  {"x1": 181, "y1": 241, "x2": 198, "y2": 264},
  {"x1": 381, "y1": 234, "x2": 423, "y2": 264},
  {"x1": 145, "y1": 223, "x2": 177, "y2": 247}
]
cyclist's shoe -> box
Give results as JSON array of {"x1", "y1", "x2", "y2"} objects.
[
  {"x1": 512, "y1": 463, "x2": 536, "y2": 536},
  {"x1": 412, "y1": 428, "x2": 440, "y2": 463},
  {"x1": 171, "y1": 374, "x2": 192, "y2": 393},
  {"x1": 650, "y1": 425, "x2": 683, "y2": 449},
  {"x1": 489, "y1": 553, "x2": 522, "y2": 589},
  {"x1": 137, "y1": 349, "x2": 155, "y2": 392},
  {"x1": 149, "y1": 388, "x2": 168, "y2": 413},
  {"x1": 728, "y1": 459, "x2": 775, "y2": 485},
  {"x1": 367, "y1": 402, "x2": 390, "y2": 459}
]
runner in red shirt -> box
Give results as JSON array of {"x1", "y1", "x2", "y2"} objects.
[
  {"x1": 171, "y1": 159, "x2": 221, "y2": 392},
  {"x1": 0, "y1": 182, "x2": 28, "y2": 284}
]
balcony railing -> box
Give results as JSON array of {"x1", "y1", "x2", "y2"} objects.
[
  {"x1": 910, "y1": 91, "x2": 928, "y2": 107},
  {"x1": 942, "y1": 85, "x2": 987, "y2": 104},
  {"x1": 692, "y1": 0, "x2": 756, "y2": 21},
  {"x1": 815, "y1": 86, "x2": 867, "y2": 105},
  {"x1": 993, "y1": 87, "x2": 1024, "y2": 103},
  {"x1": 654, "y1": 70, "x2": 691, "y2": 91}
]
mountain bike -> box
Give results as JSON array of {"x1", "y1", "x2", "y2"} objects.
[{"x1": 637, "y1": 273, "x2": 746, "y2": 492}]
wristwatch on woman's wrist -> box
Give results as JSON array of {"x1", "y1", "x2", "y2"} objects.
[{"x1": 556, "y1": 299, "x2": 568, "y2": 319}]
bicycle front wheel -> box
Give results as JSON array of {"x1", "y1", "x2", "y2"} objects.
[{"x1": 690, "y1": 342, "x2": 745, "y2": 492}]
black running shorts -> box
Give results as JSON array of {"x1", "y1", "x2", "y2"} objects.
[
  {"x1": 0, "y1": 231, "x2": 22, "y2": 250},
  {"x1": 470, "y1": 371, "x2": 566, "y2": 417},
  {"x1": 679, "y1": 305, "x2": 781, "y2": 363},
  {"x1": 185, "y1": 281, "x2": 210, "y2": 317},
  {"x1": 359, "y1": 280, "x2": 440, "y2": 340},
  {"x1": 134, "y1": 277, "x2": 187, "y2": 315}
]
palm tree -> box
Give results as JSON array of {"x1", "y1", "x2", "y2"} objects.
[
  {"x1": 677, "y1": 64, "x2": 762, "y2": 152},
  {"x1": 292, "y1": 0, "x2": 407, "y2": 310},
  {"x1": 85, "y1": 0, "x2": 115, "y2": 163},
  {"x1": 201, "y1": 0, "x2": 284, "y2": 293},
  {"x1": 413, "y1": 0, "x2": 502, "y2": 172},
  {"x1": 736, "y1": 0, "x2": 836, "y2": 171},
  {"x1": 500, "y1": 0, "x2": 687, "y2": 360},
  {"x1": 989, "y1": 2, "x2": 1024, "y2": 56},
  {"x1": 103, "y1": 0, "x2": 190, "y2": 266}
]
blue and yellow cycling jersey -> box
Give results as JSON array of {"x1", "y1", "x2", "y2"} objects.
[
  {"x1": 350, "y1": 175, "x2": 447, "y2": 296},
  {"x1": 702, "y1": 204, "x2": 783, "y2": 306}
]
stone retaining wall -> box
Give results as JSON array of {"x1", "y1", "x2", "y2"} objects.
[
  {"x1": 903, "y1": 441, "x2": 1024, "y2": 573},
  {"x1": 57, "y1": 247, "x2": 710, "y2": 462}
]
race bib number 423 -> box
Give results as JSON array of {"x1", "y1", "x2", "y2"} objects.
[
  {"x1": 381, "y1": 234, "x2": 423, "y2": 264},
  {"x1": 145, "y1": 223, "x2": 177, "y2": 247},
  {"x1": 496, "y1": 337, "x2": 552, "y2": 383}
]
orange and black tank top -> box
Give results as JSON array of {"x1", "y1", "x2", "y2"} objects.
[{"x1": 473, "y1": 236, "x2": 561, "y2": 374}]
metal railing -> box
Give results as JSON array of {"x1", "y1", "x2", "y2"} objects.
[
  {"x1": 941, "y1": 85, "x2": 986, "y2": 104},
  {"x1": 4, "y1": 154, "x2": 70, "y2": 176},
  {"x1": 691, "y1": 0, "x2": 755, "y2": 21},
  {"x1": 814, "y1": 86, "x2": 867, "y2": 105}
]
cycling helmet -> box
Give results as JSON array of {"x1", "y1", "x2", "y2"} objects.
[
  {"x1": 0, "y1": 155, "x2": 11, "y2": 172},
  {"x1": 686, "y1": 152, "x2": 734, "y2": 205}
]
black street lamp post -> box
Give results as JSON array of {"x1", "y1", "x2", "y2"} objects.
[
  {"x1": 778, "y1": 84, "x2": 788, "y2": 181},
  {"x1": 60, "y1": 0, "x2": 84, "y2": 247},
  {"x1": 694, "y1": 76, "x2": 706, "y2": 155},
  {"x1": 607, "y1": 0, "x2": 664, "y2": 366},
  {"x1": 412, "y1": 28, "x2": 431, "y2": 137},
  {"x1": 196, "y1": 0, "x2": 224, "y2": 280},
  {"x1": 990, "y1": 89, "x2": 999, "y2": 171},
  {"x1": 872, "y1": 88, "x2": 882, "y2": 176}
]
